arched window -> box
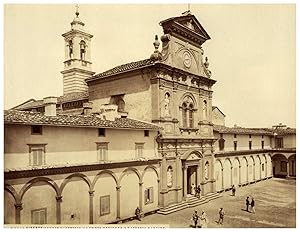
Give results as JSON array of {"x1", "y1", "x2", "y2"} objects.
[
  {"x1": 164, "y1": 92, "x2": 170, "y2": 117},
  {"x1": 80, "y1": 40, "x2": 86, "y2": 60},
  {"x1": 181, "y1": 96, "x2": 195, "y2": 128},
  {"x1": 117, "y1": 99, "x2": 125, "y2": 112},
  {"x1": 68, "y1": 40, "x2": 73, "y2": 58}
]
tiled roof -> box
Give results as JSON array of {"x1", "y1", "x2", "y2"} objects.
[
  {"x1": 12, "y1": 92, "x2": 89, "y2": 110},
  {"x1": 90, "y1": 59, "x2": 155, "y2": 80},
  {"x1": 4, "y1": 110, "x2": 161, "y2": 130},
  {"x1": 263, "y1": 128, "x2": 296, "y2": 135},
  {"x1": 213, "y1": 125, "x2": 273, "y2": 135},
  {"x1": 213, "y1": 125, "x2": 296, "y2": 136}
]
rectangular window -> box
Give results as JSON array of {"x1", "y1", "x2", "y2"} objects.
[
  {"x1": 219, "y1": 139, "x2": 225, "y2": 151},
  {"x1": 98, "y1": 128, "x2": 106, "y2": 137},
  {"x1": 280, "y1": 161, "x2": 287, "y2": 172},
  {"x1": 262, "y1": 163, "x2": 264, "y2": 172},
  {"x1": 100, "y1": 195, "x2": 110, "y2": 216},
  {"x1": 220, "y1": 133, "x2": 223, "y2": 138},
  {"x1": 262, "y1": 135, "x2": 264, "y2": 139},
  {"x1": 261, "y1": 141, "x2": 264, "y2": 149},
  {"x1": 31, "y1": 125, "x2": 42, "y2": 135},
  {"x1": 31, "y1": 208, "x2": 47, "y2": 224},
  {"x1": 249, "y1": 141, "x2": 252, "y2": 150},
  {"x1": 234, "y1": 141, "x2": 237, "y2": 151},
  {"x1": 275, "y1": 137, "x2": 283, "y2": 148},
  {"x1": 135, "y1": 143, "x2": 144, "y2": 158},
  {"x1": 97, "y1": 143, "x2": 108, "y2": 161},
  {"x1": 249, "y1": 134, "x2": 252, "y2": 138},
  {"x1": 144, "y1": 187, "x2": 154, "y2": 205},
  {"x1": 144, "y1": 130, "x2": 149, "y2": 137},
  {"x1": 28, "y1": 144, "x2": 46, "y2": 166},
  {"x1": 234, "y1": 134, "x2": 237, "y2": 138}
]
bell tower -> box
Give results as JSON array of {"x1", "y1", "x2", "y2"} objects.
[{"x1": 61, "y1": 6, "x2": 95, "y2": 94}]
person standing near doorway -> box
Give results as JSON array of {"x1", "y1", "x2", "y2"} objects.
[
  {"x1": 246, "y1": 196, "x2": 250, "y2": 212},
  {"x1": 191, "y1": 210, "x2": 199, "y2": 228}
]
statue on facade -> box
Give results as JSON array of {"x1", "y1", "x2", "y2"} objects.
[
  {"x1": 164, "y1": 93, "x2": 170, "y2": 117},
  {"x1": 203, "y1": 100, "x2": 207, "y2": 120},
  {"x1": 204, "y1": 163, "x2": 209, "y2": 180}
]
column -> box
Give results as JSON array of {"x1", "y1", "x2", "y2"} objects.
[
  {"x1": 238, "y1": 165, "x2": 241, "y2": 186},
  {"x1": 253, "y1": 163, "x2": 256, "y2": 182},
  {"x1": 246, "y1": 164, "x2": 249, "y2": 185},
  {"x1": 286, "y1": 161, "x2": 290, "y2": 177},
  {"x1": 157, "y1": 179, "x2": 161, "y2": 207},
  {"x1": 259, "y1": 162, "x2": 262, "y2": 180},
  {"x1": 221, "y1": 168, "x2": 224, "y2": 191},
  {"x1": 161, "y1": 157, "x2": 167, "y2": 191},
  {"x1": 56, "y1": 196, "x2": 62, "y2": 224},
  {"x1": 14, "y1": 203, "x2": 22, "y2": 224},
  {"x1": 89, "y1": 190, "x2": 94, "y2": 224},
  {"x1": 176, "y1": 155, "x2": 182, "y2": 203},
  {"x1": 265, "y1": 161, "x2": 268, "y2": 179},
  {"x1": 116, "y1": 186, "x2": 121, "y2": 219},
  {"x1": 139, "y1": 182, "x2": 143, "y2": 211},
  {"x1": 197, "y1": 165, "x2": 201, "y2": 186},
  {"x1": 183, "y1": 166, "x2": 187, "y2": 200},
  {"x1": 230, "y1": 166, "x2": 233, "y2": 186}
]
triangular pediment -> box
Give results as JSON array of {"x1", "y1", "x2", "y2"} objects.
[{"x1": 160, "y1": 14, "x2": 211, "y2": 44}]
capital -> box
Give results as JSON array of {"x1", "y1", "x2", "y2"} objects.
[
  {"x1": 15, "y1": 203, "x2": 23, "y2": 210},
  {"x1": 139, "y1": 182, "x2": 143, "y2": 186},
  {"x1": 89, "y1": 190, "x2": 95, "y2": 196},
  {"x1": 56, "y1": 196, "x2": 63, "y2": 202},
  {"x1": 116, "y1": 186, "x2": 121, "y2": 191}
]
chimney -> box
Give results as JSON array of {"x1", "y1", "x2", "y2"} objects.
[
  {"x1": 43, "y1": 96, "x2": 57, "y2": 116},
  {"x1": 83, "y1": 102, "x2": 93, "y2": 115}
]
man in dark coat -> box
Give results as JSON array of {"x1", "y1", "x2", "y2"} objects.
[
  {"x1": 135, "y1": 206, "x2": 142, "y2": 221},
  {"x1": 246, "y1": 196, "x2": 250, "y2": 212},
  {"x1": 251, "y1": 198, "x2": 255, "y2": 214},
  {"x1": 191, "y1": 210, "x2": 199, "y2": 228}
]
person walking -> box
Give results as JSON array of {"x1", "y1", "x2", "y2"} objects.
[
  {"x1": 217, "y1": 208, "x2": 225, "y2": 225},
  {"x1": 199, "y1": 210, "x2": 208, "y2": 228},
  {"x1": 251, "y1": 198, "x2": 255, "y2": 214},
  {"x1": 232, "y1": 185, "x2": 236, "y2": 196},
  {"x1": 246, "y1": 196, "x2": 250, "y2": 212},
  {"x1": 191, "y1": 210, "x2": 199, "y2": 228}
]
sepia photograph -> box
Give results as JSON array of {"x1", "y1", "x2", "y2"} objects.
[{"x1": 3, "y1": 3, "x2": 296, "y2": 228}]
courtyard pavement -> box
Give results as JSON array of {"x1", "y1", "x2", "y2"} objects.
[{"x1": 124, "y1": 178, "x2": 296, "y2": 228}]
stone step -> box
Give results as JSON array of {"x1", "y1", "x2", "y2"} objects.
[{"x1": 157, "y1": 192, "x2": 223, "y2": 215}]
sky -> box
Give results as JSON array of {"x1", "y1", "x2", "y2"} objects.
[{"x1": 3, "y1": 4, "x2": 296, "y2": 128}]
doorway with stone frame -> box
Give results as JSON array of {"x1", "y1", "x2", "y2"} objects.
[{"x1": 187, "y1": 165, "x2": 197, "y2": 195}]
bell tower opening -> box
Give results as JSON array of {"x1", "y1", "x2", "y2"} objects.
[{"x1": 61, "y1": 5, "x2": 95, "y2": 95}]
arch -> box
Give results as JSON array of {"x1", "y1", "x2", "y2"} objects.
[
  {"x1": 141, "y1": 165, "x2": 159, "y2": 181},
  {"x1": 242, "y1": 156, "x2": 248, "y2": 165},
  {"x1": 288, "y1": 154, "x2": 296, "y2": 161},
  {"x1": 92, "y1": 170, "x2": 119, "y2": 189},
  {"x1": 59, "y1": 173, "x2": 92, "y2": 194},
  {"x1": 215, "y1": 158, "x2": 224, "y2": 169},
  {"x1": 233, "y1": 157, "x2": 240, "y2": 166},
  {"x1": 20, "y1": 177, "x2": 59, "y2": 201},
  {"x1": 272, "y1": 153, "x2": 288, "y2": 161},
  {"x1": 180, "y1": 92, "x2": 197, "y2": 109},
  {"x1": 5, "y1": 183, "x2": 19, "y2": 203},
  {"x1": 224, "y1": 157, "x2": 233, "y2": 167},
  {"x1": 182, "y1": 149, "x2": 203, "y2": 160},
  {"x1": 119, "y1": 167, "x2": 142, "y2": 184}
]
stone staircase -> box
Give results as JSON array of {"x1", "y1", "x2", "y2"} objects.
[{"x1": 157, "y1": 192, "x2": 223, "y2": 215}]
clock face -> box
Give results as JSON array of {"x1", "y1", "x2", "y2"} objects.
[{"x1": 183, "y1": 52, "x2": 192, "y2": 68}]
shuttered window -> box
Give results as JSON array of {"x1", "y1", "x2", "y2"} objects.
[
  {"x1": 29, "y1": 144, "x2": 46, "y2": 166},
  {"x1": 31, "y1": 208, "x2": 47, "y2": 224},
  {"x1": 97, "y1": 143, "x2": 108, "y2": 161},
  {"x1": 135, "y1": 143, "x2": 144, "y2": 158}
]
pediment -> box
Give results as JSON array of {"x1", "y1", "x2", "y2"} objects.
[
  {"x1": 181, "y1": 149, "x2": 203, "y2": 160},
  {"x1": 160, "y1": 14, "x2": 211, "y2": 44}
]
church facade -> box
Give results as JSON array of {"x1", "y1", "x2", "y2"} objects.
[{"x1": 4, "y1": 8, "x2": 296, "y2": 225}]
